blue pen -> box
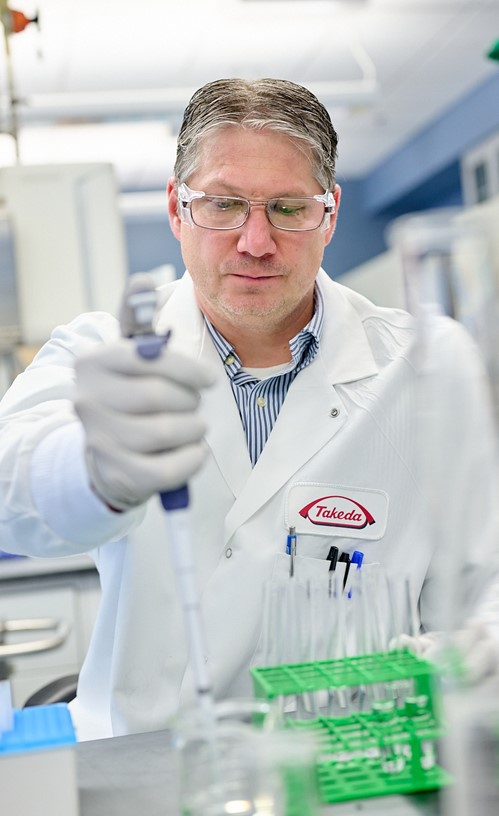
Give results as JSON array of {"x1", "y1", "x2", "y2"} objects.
[
  {"x1": 352, "y1": 550, "x2": 364, "y2": 569},
  {"x1": 348, "y1": 550, "x2": 364, "y2": 597}
]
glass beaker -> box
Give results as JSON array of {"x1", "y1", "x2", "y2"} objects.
[{"x1": 171, "y1": 697, "x2": 318, "y2": 816}]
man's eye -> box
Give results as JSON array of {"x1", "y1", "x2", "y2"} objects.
[
  {"x1": 210, "y1": 198, "x2": 240, "y2": 211},
  {"x1": 273, "y1": 201, "x2": 303, "y2": 216}
]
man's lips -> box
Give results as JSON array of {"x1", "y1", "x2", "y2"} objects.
[{"x1": 227, "y1": 272, "x2": 281, "y2": 280}]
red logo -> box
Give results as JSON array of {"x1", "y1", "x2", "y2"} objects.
[{"x1": 299, "y1": 495, "x2": 375, "y2": 529}]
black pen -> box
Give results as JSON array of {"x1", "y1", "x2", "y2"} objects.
[
  {"x1": 327, "y1": 545, "x2": 339, "y2": 572},
  {"x1": 338, "y1": 551, "x2": 351, "y2": 590}
]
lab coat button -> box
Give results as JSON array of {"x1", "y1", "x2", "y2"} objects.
[
  {"x1": 330, "y1": 407, "x2": 340, "y2": 418},
  {"x1": 225, "y1": 547, "x2": 233, "y2": 558}
]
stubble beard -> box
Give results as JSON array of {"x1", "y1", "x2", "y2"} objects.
[{"x1": 209, "y1": 259, "x2": 297, "y2": 331}]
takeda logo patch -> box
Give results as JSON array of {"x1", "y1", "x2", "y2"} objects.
[
  {"x1": 287, "y1": 483, "x2": 388, "y2": 540},
  {"x1": 299, "y1": 495, "x2": 375, "y2": 529}
]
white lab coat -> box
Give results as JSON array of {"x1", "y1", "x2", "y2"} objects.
[{"x1": 0, "y1": 269, "x2": 498, "y2": 740}]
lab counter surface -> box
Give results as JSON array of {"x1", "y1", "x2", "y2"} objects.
[{"x1": 76, "y1": 727, "x2": 440, "y2": 816}]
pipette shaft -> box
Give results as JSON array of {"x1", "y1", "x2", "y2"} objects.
[{"x1": 126, "y1": 287, "x2": 216, "y2": 728}]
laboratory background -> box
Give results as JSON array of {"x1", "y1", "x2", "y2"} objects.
[{"x1": 1, "y1": 1, "x2": 499, "y2": 815}]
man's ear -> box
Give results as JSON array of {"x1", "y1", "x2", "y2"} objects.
[
  {"x1": 324, "y1": 183, "x2": 341, "y2": 246},
  {"x1": 167, "y1": 176, "x2": 181, "y2": 240}
]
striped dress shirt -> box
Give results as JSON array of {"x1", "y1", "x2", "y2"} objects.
[{"x1": 204, "y1": 283, "x2": 325, "y2": 465}]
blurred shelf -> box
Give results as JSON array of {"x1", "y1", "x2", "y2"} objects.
[{"x1": 0, "y1": 553, "x2": 96, "y2": 582}]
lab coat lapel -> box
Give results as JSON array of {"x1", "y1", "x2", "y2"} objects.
[
  {"x1": 201, "y1": 356, "x2": 253, "y2": 497},
  {"x1": 223, "y1": 358, "x2": 344, "y2": 543},
  {"x1": 224, "y1": 271, "x2": 380, "y2": 541},
  {"x1": 156, "y1": 272, "x2": 252, "y2": 498}
]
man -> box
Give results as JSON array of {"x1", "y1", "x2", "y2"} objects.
[{"x1": 0, "y1": 78, "x2": 498, "y2": 740}]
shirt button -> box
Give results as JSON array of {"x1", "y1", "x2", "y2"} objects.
[
  {"x1": 224, "y1": 354, "x2": 236, "y2": 366},
  {"x1": 256, "y1": 396, "x2": 266, "y2": 408},
  {"x1": 225, "y1": 547, "x2": 233, "y2": 558}
]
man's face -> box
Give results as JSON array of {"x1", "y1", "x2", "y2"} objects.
[{"x1": 168, "y1": 127, "x2": 340, "y2": 336}]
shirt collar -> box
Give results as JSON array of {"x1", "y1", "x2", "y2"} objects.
[
  {"x1": 155, "y1": 268, "x2": 380, "y2": 387},
  {"x1": 204, "y1": 283, "x2": 324, "y2": 378}
]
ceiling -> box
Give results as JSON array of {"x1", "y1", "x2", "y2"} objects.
[{"x1": 1, "y1": 0, "x2": 498, "y2": 188}]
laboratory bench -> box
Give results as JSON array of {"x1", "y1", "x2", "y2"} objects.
[{"x1": 76, "y1": 728, "x2": 441, "y2": 816}]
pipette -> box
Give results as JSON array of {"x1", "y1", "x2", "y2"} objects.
[{"x1": 125, "y1": 284, "x2": 216, "y2": 733}]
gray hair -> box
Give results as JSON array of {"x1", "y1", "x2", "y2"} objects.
[{"x1": 174, "y1": 78, "x2": 338, "y2": 190}]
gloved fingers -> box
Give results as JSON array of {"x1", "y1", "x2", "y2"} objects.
[
  {"x1": 388, "y1": 634, "x2": 423, "y2": 655},
  {"x1": 456, "y1": 619, "x2": 489, "y2": 650},
  {"x1": 76, "y1": 339, "x2": 216, "y2": 389},
  {"x1": 389, "y1": 632, "x2": 443, "y2": 660},
  {"x1": 88, "y1": 441, "x2": 209, "y2": 509},
  {"x1": 79, "y1": 405, "x2": 207, "y2": 453},
  {"x1": 149, "y1": 443, "x2": 210, "y2": 492},
  {"x1": 453, "y1": 621, "x2": 499, "y2": 684},
  {"x1": 75, "y1": 365, "x2": 202, "y2": 414},
  {"x1": 463, "y1": 638, "x2": 499, "y2": 684},
  {"x1": 419, "y1": 639, "x2": 441, "y2": 663},
  {"x1": 391, "y1": 626, "x2": 499, "y2": 686}
]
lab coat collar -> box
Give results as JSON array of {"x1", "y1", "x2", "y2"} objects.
[
  {"x1": 315, "y1": 268, "x2": 379, "y2": 384},
  {"x1": 156, "y1": 268, "x2": 379, "y2": 385},
  {"x1": 155, "y1": 269, "x2": 380, "y2": 515},
  {"x1": 155, "y1": 272, "x2": 205, "y2": 355}
]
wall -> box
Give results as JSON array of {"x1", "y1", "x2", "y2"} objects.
[
  {"x1": 331, "y1": 70, "x2": 499, "y2": 278},
  {"x1": 322, "y1": 179, "x2": 393, "y2": 281},
  {"x1": 363, "y1": 72, "x2": 499, "y2": 218},
  {"x1": 324, "y1": 70, "x2": 499, "y2": 277}
]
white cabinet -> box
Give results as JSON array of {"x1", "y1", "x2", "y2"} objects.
[{"x1": 0, "y1": 564, "x2": 100, "y2": 707}]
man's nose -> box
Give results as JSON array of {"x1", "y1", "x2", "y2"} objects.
[{"x1": 236, "y1": 205, "x2": 277, "y2": 258}]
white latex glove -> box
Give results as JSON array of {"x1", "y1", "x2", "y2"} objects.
[
  {"x1": 74, "y1": 340, "x2": 215, "y2": 511},
  {"x1": 393, "y1": 620, "x2": 499, "y2": 686}
]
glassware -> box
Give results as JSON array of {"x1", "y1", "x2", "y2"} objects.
[{"x1": 171, "y1": 698, "x2": 318, "y2": 816}]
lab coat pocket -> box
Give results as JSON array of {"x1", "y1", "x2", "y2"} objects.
[
  {"x1": 250, "y1": 554, "x2": 382, "y2": 671},
  {"x1": 250, "y1": 551, "x2": 335, "y2": 670}
]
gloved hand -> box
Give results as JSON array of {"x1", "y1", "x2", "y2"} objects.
[
  {"x1": 74, "y1": 340, "x2": 216, "y2": 511},
  {"x1": 393, "y1": 620, "x2": 499, "y2": 686}
]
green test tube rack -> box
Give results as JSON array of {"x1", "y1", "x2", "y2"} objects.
[{"x1": 251, "y1": 649, "x2": 453, "y2": 804}]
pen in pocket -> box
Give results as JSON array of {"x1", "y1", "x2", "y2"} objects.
[
  {"x1": 286, "y1": 526, "x2": 297, "y2": 577},
  {"x1": 347, "y1": 550, "x2": 365, "y2": 597},
  {"x1": 339, "y1": 551, "x2": 351, "y2": 589},
  {"x1": 327, "y1": 545, "x2": 339, "y2": 572}
]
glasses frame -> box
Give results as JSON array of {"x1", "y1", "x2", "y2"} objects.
[{"x1": 177, "y1": 183, "x2": 335, "y2": 232}]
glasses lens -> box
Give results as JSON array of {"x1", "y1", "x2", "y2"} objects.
[
  {"x1": 189, "y1": 195, "x2": 327, "y2": 231},
  {"x1": 191, "y1": 196, "x2": 248, "y2": 229},
  {"x1": 267, "y1": 198, "x2": 325, "y2": 231}
]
